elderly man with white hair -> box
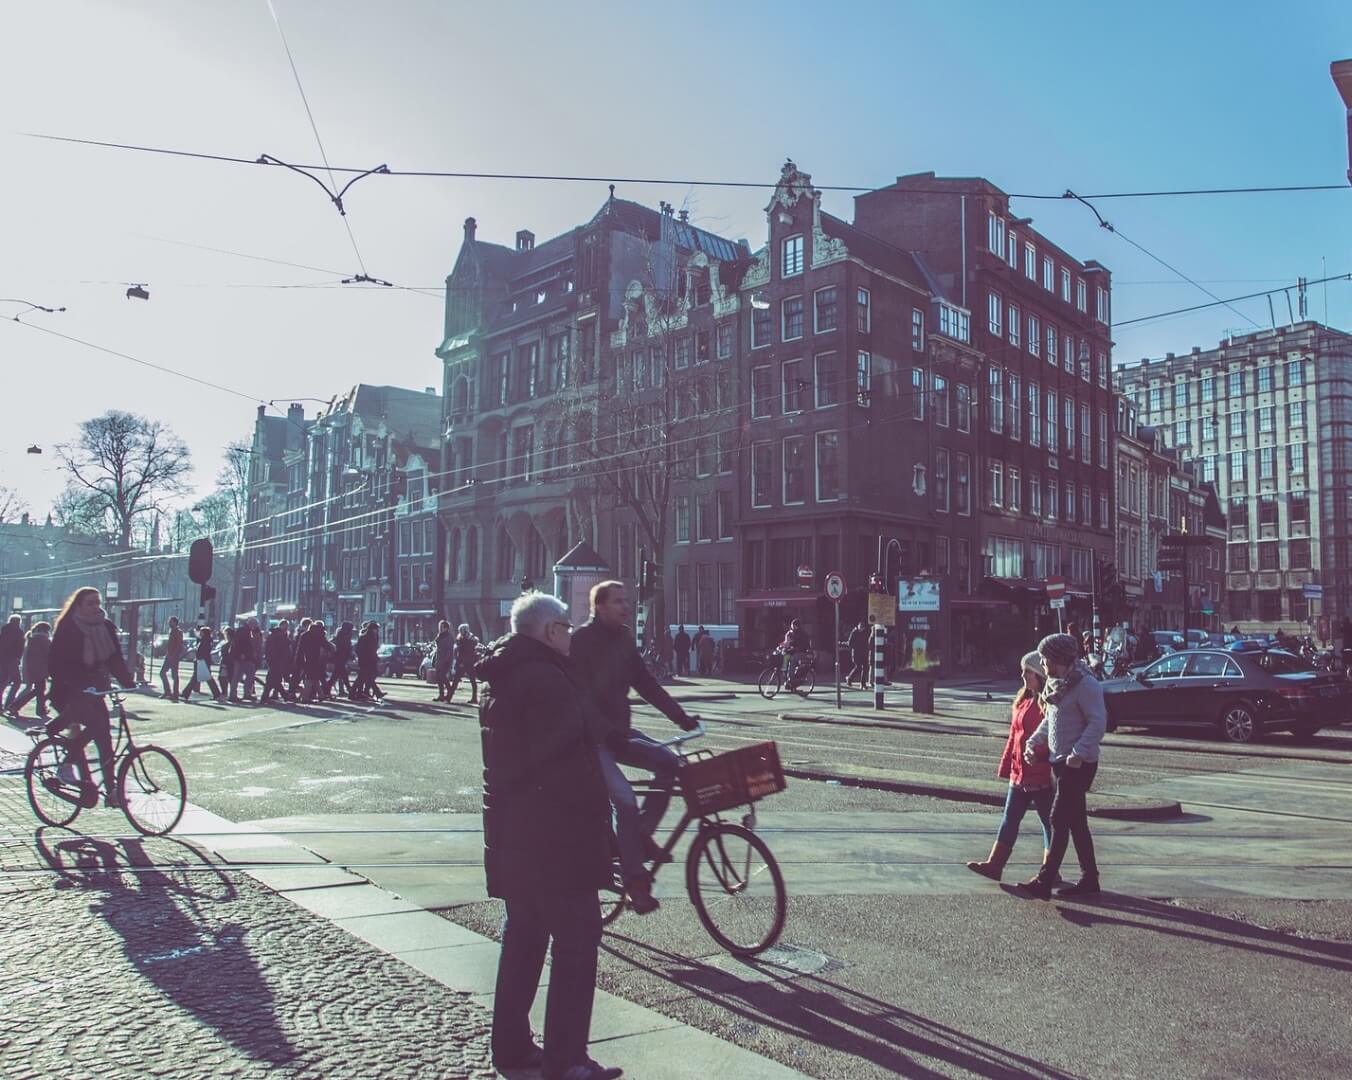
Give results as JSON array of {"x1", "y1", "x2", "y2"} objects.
[{"x1": 477, "y1": 591, "x2": 621, "y2": 1080}]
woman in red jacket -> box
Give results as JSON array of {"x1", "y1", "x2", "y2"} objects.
[{"x1": 966, "y1": 651, "x2": 1053, "y2": 881}]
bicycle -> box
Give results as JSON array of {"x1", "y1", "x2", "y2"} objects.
[
  {"x1": 600, "y1": 722, "x2": 788, "y2": 957},
  {"x1": 757, "y1": 648, "x2": 816, "y2": 700},
  {"x1": 24, "y1": 688, "x2": 187, "y2": 836},
  {"x1": 641, "y1": 644, "x2": 673, "y2": 681}
]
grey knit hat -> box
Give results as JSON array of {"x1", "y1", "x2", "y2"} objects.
[
  {"x1": 1021, "y1": 651, "x2": 1044, "y2": 677},
  {"x1": 1037, "y1": 633, "x2": 1080, "y2": 667}
]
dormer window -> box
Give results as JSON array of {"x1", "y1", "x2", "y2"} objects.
[{"x1": 782, "y1": 235, "x2": 804, "y2": 277}]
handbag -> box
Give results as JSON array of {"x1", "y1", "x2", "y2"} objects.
[{"x1": 196, "y1": 659, "x2": 210, "y2": 683}]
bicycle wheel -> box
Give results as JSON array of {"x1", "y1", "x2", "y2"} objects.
[
  {"x1": 756, "y1": 666, "x2": 782, "y2": 700},
  {"x1": 685, "y1": 822, "x2": 786, "y2": 956},
  {"x1": 24, "y1": 738, "x2": 85, "y2": 828},
  {"x1": 118, "y1": 745, "x2": 187, "y2": 836},
  {"x1": 600, "y1": 872, "x2": 626, "y2": 926},
  {"x1": 797, "y1": 668, "x2": 816, "y2": 696}
]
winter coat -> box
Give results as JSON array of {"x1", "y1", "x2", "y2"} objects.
[
  {"x1": 568, "y1": 617, "x2": 691, "y2": 747},
  {"x1": 296, "y1": 627, "x2": 328, "y2": 673},
  {"x1": 0, "y1": 622, "x2": 23, "y2": 664},
  {"x1": 453, "y1": 631, "x2": 481, "y2": 671},
  {"x1": 165, "y1": 625, "x2": 186, "y2": 662},
  {"x1": 847, "y1": 626, "x2": 870, "y2": 659},
  {"x1": 477, "y1": 633, "x2": 612, "y2": 898},
  {"x1": 21, "y1": 631, "x2": 51, "y2": 684},
  {"x1": 356, "y1": 630, "x2": 379, "y2": 673},
  {"x1": 997, "y1": 695, "x2": 1052, "y2": 788},
  {"x1": 433, "y1": 630, "x2": 454, "y2": 672},
  {"x1": 334, "y1": 628, "x2": 353, "y2": 666},
  {"x1": 695, "y1": 633, "x2": 715, "y2": 663},
  {"x1": 673, "y1": 630, "x2": 691, "y2": 656},
  {"x1": 194, "y1": 634, "x2": 213, "y2": 662},
  {"x1": 265, "y1": 628, "x2": 292, "y2": 670},
  {"x1": 48, "y1": 616, "x2": 133, "y2": 712},
  {"x1": 1028, "y1": 664, "x2": 1108, "y2": 764}
]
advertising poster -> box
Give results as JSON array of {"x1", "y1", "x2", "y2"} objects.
[{"x1": 897, "y1": 578, "x2": 941, "y2": 673}]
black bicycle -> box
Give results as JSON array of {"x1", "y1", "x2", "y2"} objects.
[
  {"x1": 25, "y1": 688, "x2": 187, "y2": 836},
  {"x1": 757, "y1": 648, "x2": 815, "y2": 699},
  {"x1": 601, "y1": 723, "x2": 788, "y2": 957}
]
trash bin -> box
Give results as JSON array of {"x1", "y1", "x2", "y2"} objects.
[{"x1": 911, "y1": 676, "x2": 935, "y2": 714}]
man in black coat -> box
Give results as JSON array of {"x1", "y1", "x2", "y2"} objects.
[
  {"x1": 846, "y1": 621, "x2": 871, "y2": 688},
  {"x1": 569, "y1": 581, "x2": 696, "y2": 915},
  {"x1": 478, "y1": 591, "x2": 620, "y2": 1080},
  {"x1": 261, "y1": 621, "x2": 293, "y2": 704},
  {"x1": 672, "y1": 625, "x2": 691, "y2": 677},
  {"x1": 0, "y1": 614, "x2": 25, "y2": 710}
]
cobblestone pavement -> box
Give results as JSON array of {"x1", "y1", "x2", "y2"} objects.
[{"x1": 0, "y1": 774, "x2": 496, "y2": 1080}]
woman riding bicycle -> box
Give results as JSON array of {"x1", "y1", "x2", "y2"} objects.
[
  {"x1": 47, "y1": 587, "x2": 136, "y2": 808},
  {"x1": 778, "y1": 619, "x2": 813, "y2": 692}
]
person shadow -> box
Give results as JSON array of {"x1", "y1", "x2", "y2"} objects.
[
  {"x1": 35, "y1": 827, "x2": 302, "y2": 1069},
  {"x1": 601, "y1": 933, "x2": 1079, "y2": 1079}
]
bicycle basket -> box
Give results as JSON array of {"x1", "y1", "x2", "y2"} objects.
[{"x1": 678, "y1": 742, "x2": 785, "y2": 816}]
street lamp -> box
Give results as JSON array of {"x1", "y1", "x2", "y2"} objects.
[{"x1": 1333, "y1": 59, "x2": 1352, "y2": 185}]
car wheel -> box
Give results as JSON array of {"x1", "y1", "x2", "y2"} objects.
[{"x1": 1217, "y1": 700, "x2": 1260, "y2": 744}]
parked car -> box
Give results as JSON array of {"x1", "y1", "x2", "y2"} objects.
[
  {"x1": 1101, "y1": 646, "x2": 1346, "y2": 743},
  {"x1": 1151, "y1": 630, "x2": 1186, "y2": 654},
  {"x1": 376, "y1": 643, "x2": 423, "y2": 678}
]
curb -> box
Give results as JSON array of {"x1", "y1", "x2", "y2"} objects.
[{"x1": 784, "y1": 764, "x2": 1183, "y2": 822}]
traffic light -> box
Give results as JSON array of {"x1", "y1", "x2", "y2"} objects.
[
  {"x1": 199, "y1": 583, "x2": 217, "y2": 605},
  {"x1": 639, "y1": 560, "x2": 658, "y2": 600},
  {"x1": 188, "y1": 538, "x2": 214, "y2": 585}
]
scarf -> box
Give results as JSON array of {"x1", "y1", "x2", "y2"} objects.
[
  {"x1": 1040, "y1": 659, "x2": 1090, "y2": 709},
  {"x1": 72, "y1": 607, "x2": 118, "y2": 668}
]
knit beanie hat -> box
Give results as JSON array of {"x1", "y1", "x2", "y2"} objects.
[
  {"x1": 1037, "y1": 633, "x2": 1080, "y2": 667},
  {"x1": 1021, "y1": 651, "x2": 1044, "y2": 677}
]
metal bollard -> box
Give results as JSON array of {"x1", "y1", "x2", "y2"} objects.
[{"x1": 873, "y1": 625, "x2": 886, "y2": 710}]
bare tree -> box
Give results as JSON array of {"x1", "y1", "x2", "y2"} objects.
[
  {"x1": 55, "y1": 411, "x2": 193, "y2": 550},
  {"x1": 0, "y1": 485, "x2": 28, "y2": 525}
]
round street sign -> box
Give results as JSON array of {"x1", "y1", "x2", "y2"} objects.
[
  {"x1": 797, "y1": 563, "x2": 814, "y2": 587},
  {"x1": 1045, "y1": 575, "x2": 1067, "y2": 601},
  {"x1": 824, "y1": 571, "x2": 847, "y2": 601}
]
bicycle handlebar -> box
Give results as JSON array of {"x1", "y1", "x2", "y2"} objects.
[
  {"x1": 659, "y1": 719, "x2": 705, "y2": 748},
  {"x1": 82, "y1": 687, "x2": 127, "y2": 699}
]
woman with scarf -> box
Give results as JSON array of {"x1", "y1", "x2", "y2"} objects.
[
  {"x1": 47, "y1": 588, "x2": 135, "y2": 807},
  {"x1": 182, "y1": 625, "x2": 224, "y2": 702},
  {"x1": 965, "y1": 651, "x2": 1052, "y2": 882},
  {"x1": 1016, "y1": 633, "x2": 1107, "y2": 899}
]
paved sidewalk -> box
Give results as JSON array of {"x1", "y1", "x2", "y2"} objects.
[{"x1": 0, "y1": 724, "x2": 805, "y2": 1080}]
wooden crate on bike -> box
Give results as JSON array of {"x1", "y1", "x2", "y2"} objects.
[{"x1": 679, "y1": 742, "x2": 785, "y2": 816}]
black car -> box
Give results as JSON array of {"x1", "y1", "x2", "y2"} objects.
[
  {"x1": 376, "y1": 643, "x2": 424, "y2": 678},
  {"x1": 1100, "y1": 646, "x2": 1346, "y2": 743}
]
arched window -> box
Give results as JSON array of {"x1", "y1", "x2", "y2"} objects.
[
  {"x1": 452, "y1": 375, "x2": 469, "y2": 415},
  {"x1": 448, "y1": 528, "x2": 461, "y2": 584},
  {"x1": 496, "y1": 526, "x2": 515, "y2": 582},
  {"x1": 526, "y1": 528, "x2": 547, "y2": 582},
  {"x1": 464, "y1": 527, "x2": 478, "y2": 583}
]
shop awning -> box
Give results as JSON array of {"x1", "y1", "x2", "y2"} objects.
[
  {"x1": 735, "y1": 592, "x2": 817, "y2": 609},
  {"x1": 393, "y1": 609, "x2": 437, "y2": 617}
]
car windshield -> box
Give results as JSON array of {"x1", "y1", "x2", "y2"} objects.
[
  {"x1": 1147, "y1": 653, "x2": 1189, "y2": 677},
  {"x1": 1258, "y1": 650, "x2": 1315, "y2": 674}
]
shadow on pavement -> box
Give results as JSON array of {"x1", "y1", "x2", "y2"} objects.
[
  {"x1": 34, "y1": 827, "x2": 302, "y2": 1069},
  {"x1": 601, "y1": 933, "x2": 1078, "y2": 1079}
]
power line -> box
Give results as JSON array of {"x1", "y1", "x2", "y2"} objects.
[
  {"x1": 23, "y1": 132, "x2": 1352, "y2": 201},
  {"x1": 1115, "y1": 271, "x2": 1352, "y2": 328}
]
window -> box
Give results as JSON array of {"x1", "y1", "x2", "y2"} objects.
[
  {"x1": 1229, "y1": 544, "x2": 1250, "y2": 572},
  {"x1": 910, "y1": 307, "x2": 924, "y2": 350},
  {"x1": 675, "y1": 337, "x2": 691, "y2": 369},
  {"x1": 1173, "y1": 419, "x2": 1189, "y2": 447},
  {"x1": 1047, "y1": 478, "x2": 1059, "y2": 520},
  {"x1": 1098, "y1": 493, "x2": 1109, "y2": 528},
  {"x1": 1024, "y1": 242, "x2": 1036, "y2": 279},
  {"x1": 695, "y1": 436, "x2": 713, "y2": 478},
  {"x1": 1029, "y1": 381, "x2": 1041, "y2": 446},
  {"x1": 1201, "y1": 376, "x2": 1215, "y2": 403},
  {"x1": 751, "y1": 365, "x2": 772, "y2": 418},
  {"x1": 955, "y1": 452, "x2": 971, "y2": 515},
  {"x1": 956, "y1": 383, "x2": 971, "y2": 432},
  {"x1": 1098, "y1": 409, "x2": 1109, "y2": 466},
  {"x1": 1173, "y1": 382, "x2": 1189, "y2": 409},
  {"x1": 783, "y1": 436, "x2": 807, "y2": 504},
  {"x1": 718, "y1": 489, "x2": 734, "y2": 539},
  {"x1": 1148, "y1": 387, "x2": 1162, "y2": 413},
  {"x1": 1060, "y1": 268, "x2": 1071, "y2": 302},
  {"x1": 1286, "y1": 360, "x2": 1304, "y2": 387},
  {"x1": 911, "y1": 369, "x2": 925, "y2": 420},
  {"x1": 1097, "y1": 351, "x2": 1108, "y2": 388},
  {"x1": 782, "y1": 235, "x2": 804, "y2": 277},
  {"x1": 1042, "y1": 256, "x2": 1054, "y2": 291},
  {"x1": 522, "y1": 343, "x2": 540, "y2": 398},
  {"x1": 1046, "y1": 389, "x2": 1058, "y2": 451},
  {"x1": 493, "y1": 350, "x2": 510, "y2": 406},
  {"x1": 1228, "y1": 411, "x2": 1245, "y2": 438},
  {"x1": 815, "y1": 431, "x2": 841, "y2": 501},
  {"x1": 752, "y1": 305, "x2": 772, "y2": 349},
  {"x1": 1290, "y1": 538, "x2": 1310, "y2": 569},
  {"x1": 696, "y1": 495, "x2": 713, "y2": 542},
  {"x1": 989, "y1": 535, "x2": 1023, "y2": 577},
  {"x1": 752, "y1": 442, "x2": 772, "y2": 507},
  {"x1": 1008, "y1": 373, "x2": 1022, "y2": 439},
  {"x1": 1259, "y1": 446, "x2": 1275, "y2": 480},
  {"x1": 1258, "y1": 543, "x2": 1279, "y2": 571},
  {"x1": 987, "y1": 459, "x2": 1004, "y2": 508},
  {"x1": 933, "y1": 374, "x2": 950, "y2": 426},
  {"x1": 939, "y1": 303, "x2": 970, "y2": 342},
  {"x1": 1202, "y1": 454, "x2": 1216, "y2": 483},
  {"x1": 814, "y1": 286, "x2": 839, "y2": 333},
  {"x1": 510, "y1": 424, "x2": 535, "y2": 483},
  {"x1": 1064, "y1": 481, "x2": 1075, "y2": 521},
  {"x1": 1095, "y1": 286, "x2": 1108, "y2": 324},
  {"x1": 1007, "y1": 231, "x2": 1018, "y2": 269},
  {"x1": 675, "y1": 495, "x2": 691, "y2": 543},
  {"x1": 1031, "y1": 472, "x2": 1043, "y2": 516},
  {"x1": 988, "y1": 212, "x2": 1006, "y2": 255},
  {"x1": 1228, "y1": 370, "x2": 1244, "y2": 397},
  {"x1": 1081, "y1": 486, "x2": 1091, "y2": 525},
  {"x1": 1028, "y1": 315, "x2": 1041, "y2": 357},
  {"x1": 1069, "y1": 335, "x2": 1080, "y2": 376},
  {"x1": 548, "y1": 333, "x2": 570, "y2": 391},
  {"x1": 814, "y1": 353, "x2": 839, "y2": 408},
  {"x1": 1230, "y1": 450, "x2": 1247, "y2": 483},
  {"x1": 695, "y1": 329, "x2": 710, "y2": 364},
  {"x1": 988, "y1": 292, "x2": 1003, "y2": 336},
  {"x1": 856, "y1": 351, "x2": 872, "y2": 406},
  {"x1": 632, "y1": 349, "x2": 646, "y2": 391},
  {"x1": 782, "y1": 296, "x2": 804, "y2": 341},
  {"x1": 1202, "y1": 415, "x2": 1217, "y2": 442},
  {"x1": 988, "y1": 366, "x2": 1004, "y2": 433},
  {"x1": 1288, "y1": 401, "x2": 1306, "y2": 429},
  {"x1": 1257, "y1": 366, "x2": 1273, "y2": 393},
  {"x1": 717, "y1": 429, "x2": 735, "y2": 474},
  {"x1": 1007, "y1": 304, "x2": 1021, "y2": 346},
  {"x1": 1258, "y1": 406, "x2": 1274, "y2": 434},
  {"x1": 717, "y1": 322, "x2": 734, "y2": 359},
  {"x1": 781, "y1": 360, "x2": 804, "y2": 413},
  {"x1": 1289, "y1": 442, "x2": 1306, "y2": 476},
  {"x1": 937, "y1": 535, "x2": 951, "y2": 574},
  {"x1": 495, "y1": 526, "x2": 515, "y2": 582},
  {"x1": 857, "y1": 288, "x2": 871, "y2": 332},
  {"x1": 1047, "y1": 326, "x2": 1061, "y2": 372},
  {"x1": 1080, "y1": 402, "x2": 1091, "y2": 460},
  {"x1": 934, "y1": 448, "x2": 950, "y2": 512}
]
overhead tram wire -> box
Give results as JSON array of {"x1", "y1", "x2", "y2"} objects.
[
  {"x1": 1115, "y1": 270, "x2": 1352, "y2": 327},
  {"x1": 21, "y1": 133, "x2": 1352, "y2": 201}
]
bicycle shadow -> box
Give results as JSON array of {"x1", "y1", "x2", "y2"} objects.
[
  {"x1": 600, "y1": 933, "x2": 1077, "y2": 1079},
  {"x1": 34, "y1": 827, "x2": 302, "y2": 1069}
]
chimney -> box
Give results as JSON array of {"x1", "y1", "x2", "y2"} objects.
[
  {"x1": 288, "y1": 403, "x2": 304, "y2": 424},
  {"x1": 464, "y1": 217, "x2": 477, "y2": 243},
  {"x1": 1191, "y1": 346, "x2": 1201, "y2": 356},
  {"x1": 678, "y1": 209, "x2": 689, "y2": 224},
  {"x1": 20, "y1": 512, "x2": 29, "y2": 527},
  {"x1": 516, "y1": 229, "x2": 535, "y2": 252},
  {"x1": 257, "y1": 404, "x2": 266, "y2": 419},
  {"x1": 424, "y1": 387, "x2": 437, "y2": 396}
]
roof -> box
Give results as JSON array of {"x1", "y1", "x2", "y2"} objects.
[
  {"x1": 820, "y1": 212, "x2": 931, "y2": 293},
  {"x1": 327, "y1": 385, "x2": 443, "y2": 444},
  {"x1": 555, "y1": 539, "x2": 609, "y2": 571}
]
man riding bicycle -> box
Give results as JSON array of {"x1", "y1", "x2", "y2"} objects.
[
  {"x1": 570, "y1": 581, "x2": 698, "y2": 915},
  {"x1": 779, "y1": 619, "x2": 813, "y2": 692}
]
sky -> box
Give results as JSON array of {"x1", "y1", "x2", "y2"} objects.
[{"x1": 3, "y1": 0, "x2": 1351, "y2": 515}]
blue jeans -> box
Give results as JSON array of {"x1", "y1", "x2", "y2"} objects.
[
  {"x1": 493, "y1": 889, "x2": 601, "y2": 1075},
  {"x1": 598, "y1": 730, "x2": 679, "y2": 884},
  {"x1": 996, "y1": 782, "x2": 1053, "y2": 850}
]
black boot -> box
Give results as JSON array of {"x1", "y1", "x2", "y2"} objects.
[
  {"x1": 1014, "y1": 875, "x2": 1054, "y2": 900},
  {"x1": 1055, "y1": 876, "x2": 1101, "y2": 898}
]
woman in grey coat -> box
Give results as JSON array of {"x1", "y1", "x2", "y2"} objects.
[
  {"x1": 1015, "y1": 632, "x2": 1107, "y2": 899},
  {"x1": 8, "y1": 622, "x2": 52, "y2": 720}
]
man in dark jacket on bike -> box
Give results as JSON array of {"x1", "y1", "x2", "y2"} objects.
[
  {"x1": 569, "y1": 581, "x2": 697, "y2": 915},
  {"x1": 478, "y1": 591, "x2": 620, "y2": 1080}
]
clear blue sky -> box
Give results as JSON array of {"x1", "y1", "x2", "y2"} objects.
[{"x1": 3, "y1": 0, "x2": 1350, "y2": 513}]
